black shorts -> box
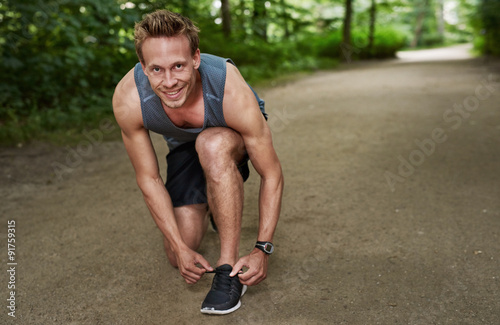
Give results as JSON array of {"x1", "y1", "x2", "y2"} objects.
[{"x1": 165, "y1": 141, "x2": 250, "y2": 207}]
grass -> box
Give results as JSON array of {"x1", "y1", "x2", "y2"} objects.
[{"x1": 0, "y1": 106, "x2": 122, "y2": 147}]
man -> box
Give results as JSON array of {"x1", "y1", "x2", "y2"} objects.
[{"x1": 112, "y1": 10, "x2": 283, "y2": 315}]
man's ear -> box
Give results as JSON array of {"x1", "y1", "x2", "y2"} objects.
[{"x1": 193, "y1": 49, "x2": 201, "y2": 69}]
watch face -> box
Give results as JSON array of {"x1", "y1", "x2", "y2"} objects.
[{"x1": 256, "y1": 242, "x2": 274, "y2": 254}]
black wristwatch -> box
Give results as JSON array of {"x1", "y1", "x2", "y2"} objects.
[{"x1": 255, "y1": 241, "x2": 274, "y2": 255}]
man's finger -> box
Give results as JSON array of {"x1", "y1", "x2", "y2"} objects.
[
  {"x1": 240, "y1": 272, "x2": 258, "y2": 286},
  {"x1": 181, "y1": 271, "x2": 197, "y2": 284},
  {"x1": 181, "y1": 264, "x2": 203, "y2": 281},
  {"x1": 237, "y1": 268, "x2": 256, "y2": 282},
  {"x1": 196, "y1": 255, "x2": 213, "y2": 272},
  {"x1": 184, "y1": 267, "x2": 205, "y2": 283},
  {"x1": 241, "y1": 271, "x2": 266, "y2": 286},
  {"x1": 230, "y1": 259, "x2": 245, "y2": 277}
]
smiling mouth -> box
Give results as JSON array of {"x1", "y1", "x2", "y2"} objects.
[{"x1": 163, "y1": 88, "x2": 183, "y2": 97}]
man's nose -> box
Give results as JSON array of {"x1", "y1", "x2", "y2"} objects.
[{"x1": 163, "y1": 71, "x2": 177, "y2": 88}]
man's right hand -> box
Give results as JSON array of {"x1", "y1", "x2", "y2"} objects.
[{"x1": 176, "y1": 247, "x2": 213, "y2": 284}]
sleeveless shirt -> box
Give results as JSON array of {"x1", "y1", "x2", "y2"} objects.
[{"x1": 134, "y1": 53, "x2": 266, "y2": 150}]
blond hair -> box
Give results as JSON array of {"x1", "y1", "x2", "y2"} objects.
[{"x1": 134, "y1": 10, "x2": 200, "y2": 63}]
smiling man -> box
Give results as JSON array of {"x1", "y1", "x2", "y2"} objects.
[{"x1": 112, "y1": 10, "x2": 283, "y2": 315}]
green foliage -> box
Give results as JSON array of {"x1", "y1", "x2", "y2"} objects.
[
  {"x1": 300, "y1": 32, "x2": 343, "y2": 58},
  {"x1": 0, "y1": 0, "x2": 491, "y2": 145},
  {"x1": 0, "y1": 96, "x2": 116, "y2": 145},
  {"x1": 368, "y1": 26, "x2": 408, "y2": 58},
  {"x1": 476, "y1": 0, "x2": 500, "y2": 56},
  {"x1": 201, "y1": 32, "x2": 332, "y2": 84},
  {"x1": 2, "y1": 0, "x2": 128, "y2": 112},
  {"x1": 0, "y1": 0, "x2": 139, "y2": 144},
  {"x1": 297, "y1": 26, "x2": 407, "y2": 61}
]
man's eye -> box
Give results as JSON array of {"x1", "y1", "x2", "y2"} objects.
[
  {"x1": 153, "y1": 67, "x2": 161, "y2": 72},
  {"x1": 175, "y1": 64, "x2": 182, "y2": 69}
]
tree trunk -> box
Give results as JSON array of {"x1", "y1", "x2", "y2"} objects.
[
  {"x1": 253, "y1": 0, "x2": 267, "y2": 41},
  {"x1": 236, "y1": 0, "x2": 247, "y2": 39},
  {"x1": 411, "y1": 0, "x2": 429, "y2": 48},
  {"x1": 368, "y1": 0, "x2": 376, "y2": 53},
  {"x1": 342, "y1": 0, "x2": 353, "y2": 48},
  {"x1": 340, "y1": 0, "x2": 354, "y2": 61},
  {"x1": 221, "y1": 0, "x2": 232, "y2": 38},
  {"x1": 280, "y1": 0, "x2": 290, "y2": 39},
  {"x1": 181, "y1": 0, "x2": 190, "y2": 17},
  {"x1": 436, "y1": 0, "x2": 445, "y2": 43}
]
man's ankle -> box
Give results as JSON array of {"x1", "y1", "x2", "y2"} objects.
[{"x1": 216, "y1": 259, "x2": 237, "y2": 268}]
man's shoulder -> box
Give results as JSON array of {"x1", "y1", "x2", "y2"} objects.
[
  {"x1": 114, "y1": 68, "x2": 139, "y2": 103},
  {"x1": 113, "y1": 67, "x2": 142, "y2": 126}
]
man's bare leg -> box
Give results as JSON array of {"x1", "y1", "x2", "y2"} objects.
[
  {"x1": 163, "y1": 203, "x2": 209, "y2": 267},
  {"x1": 195, "y1": 128, "x2": 246, "y2": 268}
]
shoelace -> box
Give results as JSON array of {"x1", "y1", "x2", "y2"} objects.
[{"x1": 206, "y1": 269, "x2": 233, "y2": 291}]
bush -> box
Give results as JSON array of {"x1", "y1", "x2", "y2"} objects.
[
  {"x1": 202, "y1": 35, "x2": 326, "y2": 84},
  {"x1": 298, "y1": 26, "x2": 407, "y2": 61},
  {"x1": 476, "y1": 0, "x2": 500, "y2": 56},
  {"x1": 0, "y1": 0, "x2": 139, "y2": 144},
  {"x1": 419, "y1": 32, "x2": 444, "y2": 47},
  {"x1": 1, "y1": 1, "x2": 135, "y2": 116},
  {"x1": 0, "y1": 2, "x2": 412, "y2": 146},
  {"x1": 369, "y1": 26, "x2": 408, "y2": 58},
  {"x1": 298, "y1": 32, "x2": 343, "y2": 59}
]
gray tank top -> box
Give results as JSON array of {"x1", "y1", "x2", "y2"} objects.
[{"x1": 134, "y1": 53, "x2": 266, "y2": 150}]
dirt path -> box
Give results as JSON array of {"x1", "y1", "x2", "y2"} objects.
[{"x1": 1, "y1": 44, "x2": 500, "y2": 324}]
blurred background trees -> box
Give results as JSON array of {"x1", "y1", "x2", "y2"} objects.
[{"x1": 0, "y1": 0, "x2": 498, "y2": 144}]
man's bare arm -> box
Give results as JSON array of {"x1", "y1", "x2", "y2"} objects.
[
  {"x1": 223, "y1": 63, "x2": 284, "y2": 285},
  {"x1": 112, "y1": 69, "x2": 212, "y2": 283}
]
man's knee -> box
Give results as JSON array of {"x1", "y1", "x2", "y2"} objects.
[
  {"x1": 195, "y1": 128, "x2": 245, "y2": 165},
  {"x1": 195, "y1": 128, "x2": 227, "y2": 158}
]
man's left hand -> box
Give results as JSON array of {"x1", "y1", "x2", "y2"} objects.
[{"x1": 230, "y1": 248, "x2": 269, "y2": 286}]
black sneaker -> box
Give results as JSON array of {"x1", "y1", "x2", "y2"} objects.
[{"x1": 201, "y1": 264, "x2": 247, "y2": 315}]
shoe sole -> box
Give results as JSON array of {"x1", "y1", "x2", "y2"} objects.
[{"x1": 200, "y1": 285, "x2": 247, "y2": 315}]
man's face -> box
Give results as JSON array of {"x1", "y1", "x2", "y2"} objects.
[{"x1": 141, "y1": 36, "x2": 200, "y2": 109}]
